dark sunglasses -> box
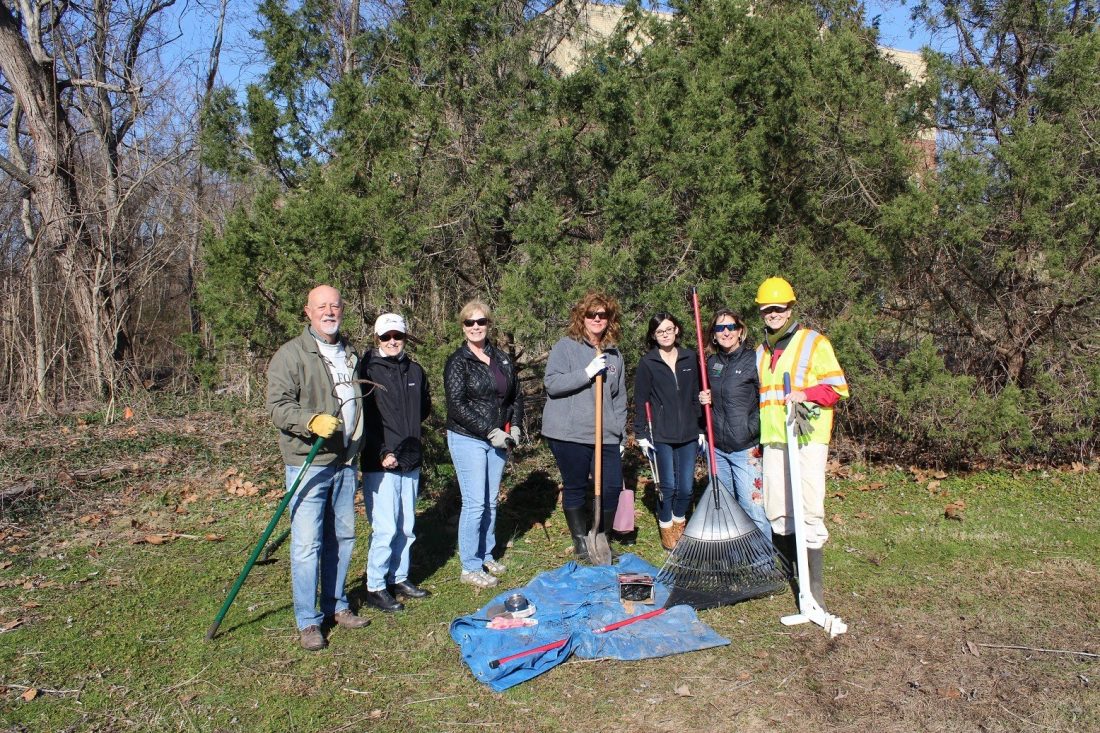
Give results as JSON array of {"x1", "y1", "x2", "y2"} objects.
[
  {"x1": 713, "y1": 323, "x2": 742, "y2": 333},
  {"x1": 759, "y1": 305, "x2": 790, "y2": 316},
  {"x1": 463, "y1": 317, "x2": 489, "y2": 327},
  {"x1": 585, "y1": 311, "x2": 609, "y2": 320},
  {"x1": 379, "y1": 332, "x2": 405, "y2": 342}
]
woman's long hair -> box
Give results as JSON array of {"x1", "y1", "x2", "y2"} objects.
[{"x1": 566, "y1": 291, "x2": 621, "y2": 347}]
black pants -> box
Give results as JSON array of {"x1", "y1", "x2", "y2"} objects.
[{"x1": 548, "y1": 438, "x2": 622, "y2": 516}]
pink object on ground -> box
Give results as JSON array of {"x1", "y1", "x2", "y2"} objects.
[{"x1": 612, "y1": 481, "x2": 635, "y2": 532}]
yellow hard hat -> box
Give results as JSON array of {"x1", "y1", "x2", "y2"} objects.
[{"x1": 755, "y1": 277, "x2": 796, "y2": 305}]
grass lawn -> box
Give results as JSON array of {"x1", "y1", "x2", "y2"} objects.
[{"x1": 1, "y1": 404, "x2": 1098, "y2": 732}]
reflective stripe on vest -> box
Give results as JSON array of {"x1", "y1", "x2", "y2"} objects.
[{"x1": 756, "y1": 328, "x2": 847, "y2": 444}]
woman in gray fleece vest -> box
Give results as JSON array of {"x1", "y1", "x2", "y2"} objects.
[{"x1": 542, "y1": 291, "x2": 628, "y2": 561}]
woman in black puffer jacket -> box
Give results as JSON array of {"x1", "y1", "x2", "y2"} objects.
[
  {"x1": 697, "y1": 308, "x2": 770, "y2": 540},
  {"x1": 444, "y1": 300, "x2": 523, "y2": 589}
]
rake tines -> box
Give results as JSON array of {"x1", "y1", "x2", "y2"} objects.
[{"x1": 657, "y1": 478, "x2": 789, "y2": 610}]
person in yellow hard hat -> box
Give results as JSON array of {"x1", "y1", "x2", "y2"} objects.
[{"x1": 754, "y1": 277, "x2": 849, "y2": 610}]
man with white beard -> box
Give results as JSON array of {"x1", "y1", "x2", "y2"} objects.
[{"x1": 267, "y1": 284, "x2": 370, "y2": 650}]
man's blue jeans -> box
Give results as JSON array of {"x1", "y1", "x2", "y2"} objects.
[
  {"x1": 713, "y1": 446, "x2": 771, "y2": 539},
  {"x1": 447, "y1": 431, "x2": 506, "y2": 573},
  {"x1": 286, "y1": 462, "x2": 357, "y2": 630},
  {"x1": 362, "y1": 469, "x2": 420, "y2": 591}
]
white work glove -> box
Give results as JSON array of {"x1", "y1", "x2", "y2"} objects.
[
  {"x1": 637, "y1": 438, "x2": 654, "y2": 454},
  {"x1": 619, "y1": 443, "x2": 625, "y2": 457},
  {"x1": 584, "y1": 354, "x2": 607, "y2": 379},
  {"x1": 509, "y1": 425, "x2": 521, "y2": 445},
  {"x1": 488, "y1": 429, "x2": 509, "y2": 449},
  {"x1": 697, "y1": 433, "x2": 706, "y2": 448}
]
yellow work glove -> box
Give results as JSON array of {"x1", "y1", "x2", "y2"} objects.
[{"x1": 307, "y1": 414, "x2": 340, "y2": 439}]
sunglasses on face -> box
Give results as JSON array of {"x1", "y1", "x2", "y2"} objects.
[
  {"x1": 585, "y1": 311, "x2": 609, "y2": 321},
  {"x1": 379, "y1": 332, "x2": 405, "y2": 342},
  {"x1": 759, "y1": 305, "x2": 790, "y2": 316},
  {"x1": 463, "y1": 318, "x2": 489, "y2": 327},
  {"x1": 713, "y1": 323, "x2": 742, "y2": 333}
]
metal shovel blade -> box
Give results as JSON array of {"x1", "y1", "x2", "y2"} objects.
[{"x1": 585, "y1": 521, "x2": 613, "y2": 566}]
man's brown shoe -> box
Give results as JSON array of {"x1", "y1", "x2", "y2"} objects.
[
  {"x1": 300, "y1": 625, "x2": 326, "y2": 651},
  {"x1": 333, "y1": 609, "x2": 371, "y2": 629}
]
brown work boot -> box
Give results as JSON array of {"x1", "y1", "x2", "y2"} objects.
[
  {"x1": 670, "y1": 519, "x2": 686, "y2": 546},
  {"x1": 332, "y1": 609, "x2": 371, "y2": 628},
  {"x1": 659, "y1": 523, "x2": 676, "y2": 551},
  {"x1": 299, "y1": 625, "x2": 326, "y2": 651}
]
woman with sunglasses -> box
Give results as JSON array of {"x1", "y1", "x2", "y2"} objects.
[
  {"x1": 360, "y1": 313, "x2": 432, "y2": 613},
  {"x1": 697, "y1": 308, "x2": 770, "y2": 541},
  {"x1": 444, "y1": 300, "x2": 524, "y2": 589},
  {"x1": 542, "y1": 291, "x2": 627, "y2": 561},
  {"x1": 633, "y1": 312, "x2": 703, "y2": 550}
]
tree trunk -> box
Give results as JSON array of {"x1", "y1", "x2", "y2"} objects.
[{"x1": 1, "y1": 4, "x2": 118, "y2": 397}]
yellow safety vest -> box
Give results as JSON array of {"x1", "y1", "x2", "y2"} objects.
[{"x1": 756, "y1": 328, "x2": 849, "y2": 445}]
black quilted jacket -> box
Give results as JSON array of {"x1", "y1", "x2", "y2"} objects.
[{"x1": 443, "y1": 343, "x2": 524, "y2": 440}]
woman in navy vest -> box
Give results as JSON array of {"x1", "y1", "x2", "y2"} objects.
[{"x1": 698, "y1": 308, "x2": 770, "y2": 540}]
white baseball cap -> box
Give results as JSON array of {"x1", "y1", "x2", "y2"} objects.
[{"x1": 374, "y1": 313, "x2": 407, "y2": 336}]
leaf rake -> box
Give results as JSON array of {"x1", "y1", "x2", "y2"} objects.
[{"x1": 656, "y1": 287, "x2": 789, "y2": 610}]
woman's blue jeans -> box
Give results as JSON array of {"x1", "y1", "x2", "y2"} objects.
[
  {"x1": 362, "y1": 469, "x2": 419, "y2": 592},
  {"x1": 653, "y1": 440, "x2": 697, "y2": 522},
  {"x1": 547, "y1": 439, "x2": 623, "y2": 523},
  {"x1": 713, "y1": 446, "x2": 770, "y2": 539},
  {"x1": 287, "y1": 462, "x2": 357, "y2": 630},
  {"x1": 447, "y1": 431, "x2": 507, "y2": 573}
]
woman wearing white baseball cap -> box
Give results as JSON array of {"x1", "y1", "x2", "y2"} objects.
[{"x1": 359, "y1": 312, "x2": 432, "y2": 612}]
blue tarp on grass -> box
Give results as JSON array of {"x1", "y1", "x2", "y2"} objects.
[{"x1": 449, "y1": 553, "x2": 729, "y2": 691}]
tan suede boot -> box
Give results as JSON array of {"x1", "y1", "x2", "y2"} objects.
[
  {"x1": 670, "y1": 518, "x2": 687, "y2": 546},
  {"x1": 658, "y1": 523, "x2": 676, "y2": 551}
]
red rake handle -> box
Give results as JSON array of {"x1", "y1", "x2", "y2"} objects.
[
  {"x1": 488, "y1": 638, "x2": 567, "y2": 669},
  {"x1": 487, "y1": 607, "x2": 668, "y2": 669},
  {"x1": 690, "y1": 287, "x2": 720, "y2": 478}
]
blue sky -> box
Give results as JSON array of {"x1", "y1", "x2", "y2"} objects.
[{"x1": 171, "y1": 0, "x2": 941, "y2": 91}]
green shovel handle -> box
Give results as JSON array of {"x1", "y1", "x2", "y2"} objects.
[{"x1": 205, "y1": 436, "x2": 325, "y2": 641}]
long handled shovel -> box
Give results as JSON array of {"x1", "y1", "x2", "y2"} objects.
[
  {"x1": 205, "y1": 435, "x2": 324, "y2": 641},
  {"x1": 584, "y1": 363, "x2": 613, "y2": 565},
  {"x1": 778, "y1": 372, "x2": 847, "y2": 638}
]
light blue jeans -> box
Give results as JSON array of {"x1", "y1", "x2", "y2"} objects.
[
  {"x1": 287, "y1": 462, "x2": 357, "y2": 630},
  {"x1": 713, "y1": 446, "x2": 771, "y2": 540},
  {"x1": 447, "y1": 430, "x2": 507, "y2": 573},
  {"x1": 362, "y1": 469, "x2": 420, "y2": 591}
]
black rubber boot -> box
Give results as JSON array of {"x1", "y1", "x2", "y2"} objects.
[
  {"x1": 772, "y1": 533, "x2": 799, "y2": 605},
  {"x1": 563, "y1": 507, "x2": 590, "y2": 562},
  {"x1": 598, "y1": 502, "x2": 620, "y2": 561},
  {"x1": 772, "y1": 533, "x2": 797, "y2": 580},
  {"x1": 806, "y1": 547, "x2": 826, "y2": 610}
]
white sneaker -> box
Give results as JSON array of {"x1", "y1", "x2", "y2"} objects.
[
  {"x1": 483, "y1": 558, "x2": 507, "y2": 576},
  {"x1": 460, "y1": 570, "x2": 499, "y2": 588}
]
